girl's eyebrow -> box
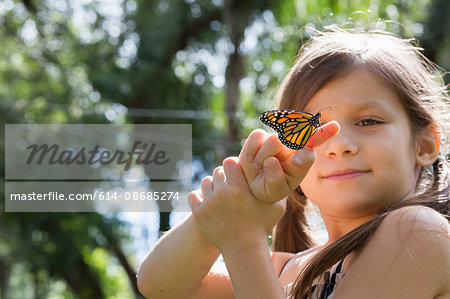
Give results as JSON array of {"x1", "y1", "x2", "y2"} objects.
[
  {"x1": 308, "y1": 99, "x2": 393, "y2": 113},
  {"x1": 355, "y1": 100, "x2": 392, "y2": 111}
]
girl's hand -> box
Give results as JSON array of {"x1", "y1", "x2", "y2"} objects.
[
  {"x1": 188, "y1": 157, "x2": 285, "y2": 254},
  {"x1": 238, "y1": 121, "x2": 340, "y2": 203}
]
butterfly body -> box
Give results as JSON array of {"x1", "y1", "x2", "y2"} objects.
[{"x1": 259, "y1": 109, "x2": 329, "y2": 150}]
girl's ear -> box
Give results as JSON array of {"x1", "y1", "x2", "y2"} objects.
[{"x1": 415, "y1": 125, "x2": 440, "y2": 167}]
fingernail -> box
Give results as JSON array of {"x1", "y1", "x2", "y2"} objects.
[
  {"x1": 292, "y1": 155, "x2": 302, "y2": 166},
  {"x1": 292, "y1": 148, "x2": 314, "y2": 167},
  {"x1": 246, "y1": 155, "x2": 253, "y2": 163},
  {"x1": 264, "y1": 158, "x2": 276, "y2": 168}
]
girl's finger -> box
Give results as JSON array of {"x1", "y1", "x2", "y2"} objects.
[
  {"x1": 188, "y1": 191, "x2": 202, "y2": 213},
  {"x1": 212, "y1": 166, "x2": 226, "y2": 187},
  {"x1": 263, "y1": 157, "x2": 290, "y2": 202},
  {"x1": 288, "y1": 121, "x2": 339, "y2": 173},
  {"x1": 290, "y1": 147, "x2": 315, "y2": 172},
  {"x1": 240, "y1": 129, "x2": 269, "y2": 163},
  {"x1": 201, "y1": 176, "x2": 213, "y2": 199},
  {"x1": 222, "y1": 157, "x2": 248, "y2": 188},
  {"x1": 305, "y1": 121, "x2": 340, "y2": 148},
  {"x1": 252, "y1": 134, "x2": 295, "y2": 169},
  {"x1": 278, "y1": 121, "x2": 339, "y2": 187},
  {"x1": 238, "y1": 130, "x2": 269, "y2": 184}
]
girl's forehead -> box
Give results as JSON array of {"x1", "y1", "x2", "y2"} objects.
[{"x1": 304, "y1": 70, "x2": 403, "y2": 113}]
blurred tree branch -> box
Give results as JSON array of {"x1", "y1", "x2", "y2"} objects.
[
  {"x1": 421, "y1": 0, "x2": 449, "y2": 62},
  {"x1": 161, "y1": 8, "x2": 222, "y2": 68}
]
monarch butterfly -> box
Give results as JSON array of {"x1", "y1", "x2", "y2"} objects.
[{"x1": 259, "y1": 107, "x2": 331, "y2": 150}]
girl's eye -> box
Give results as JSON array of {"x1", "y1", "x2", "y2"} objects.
[{"x1": 356, "y1": 118, "x2": 382, "y2": 126}]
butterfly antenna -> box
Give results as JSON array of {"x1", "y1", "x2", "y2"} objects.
[
  {"x1": 318, "y1": 106, "x2": 332, "y2": 113},
  {"x1": 318, "y1": 106, "x2": 331, "y2": 133}
]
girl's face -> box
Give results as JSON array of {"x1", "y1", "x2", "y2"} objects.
[{"x1": 300, "y1": 69, "x2": 418, "y2": 218}]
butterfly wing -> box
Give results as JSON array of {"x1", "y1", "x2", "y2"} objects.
[
  {"x1": 259, "y1": 110, "x2": 312, "y2": 130},
  {"x1": 278, "y1": 118, "x2": 316, "y2": 150},
  {"x1": 260, "y1": 110, "x2": 317, "y2": 150}
]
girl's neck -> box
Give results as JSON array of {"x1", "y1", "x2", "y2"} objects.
[{"x1": 322, "y1": 213, "x2": 375, "y2": 245}]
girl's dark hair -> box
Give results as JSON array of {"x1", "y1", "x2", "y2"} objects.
[{"x1": 271, "y1": 28, "x2": 450, "y2": 298}]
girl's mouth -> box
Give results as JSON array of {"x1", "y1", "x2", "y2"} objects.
[{"x1": 323, "y1": 169, "x2": 370, "y2": 180}]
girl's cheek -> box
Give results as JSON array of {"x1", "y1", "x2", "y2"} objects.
[{"x1": 299, "y1": 171, "x2": 315, "y2": 200}]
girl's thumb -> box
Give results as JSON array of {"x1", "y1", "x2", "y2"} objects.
[{"x1": 291, "y1": 147, "x2": 315, "y2": 170}]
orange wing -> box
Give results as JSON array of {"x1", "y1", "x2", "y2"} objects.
[{"x1": 259, "y1": 110, "x2": 316, "y2": 150}]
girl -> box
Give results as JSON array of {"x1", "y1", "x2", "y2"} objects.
[{"x1": 137, "y1": 28, "x2": 450, "y2": 298}]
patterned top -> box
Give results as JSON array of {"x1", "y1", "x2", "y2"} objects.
[{"x1": 280, "y1": 247, "x2": 347, "y2": 299}]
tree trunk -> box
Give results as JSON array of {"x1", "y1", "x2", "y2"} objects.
[
  {"x1": 109, "y1": 240, "x2": 145, "y2": 298},
  {"x1": 421, "y1": 0, "x2": 449, "y2": 62},
  {"x1": 0, "y1": 257, "x2": 9, "y2": 299},
  {"x1": 54, "y1": 255, "x2": 105, "y2": 299},
  {"x1": 220, "y1": 0, "x2": 253, "y2": 159}
]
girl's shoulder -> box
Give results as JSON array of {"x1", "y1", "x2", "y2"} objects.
[
  {"x1": 271, "y1": 251, "x2": 296, "y2": 277},
  {"x1": 333, "y1": 205, "x2": 450, "y2": 298},
  {"x1": 271, "y1": 247, "x2": 320, "y2": 276},
  {"x1": 272, "y1": 246, "x2": 323, "y2": 283},
  {"x1": 379, "y1": 205, "x2": 449, "y2": 237},
  {"x1": 375, "y1": 205, "x2": 449, "y2": 267}
]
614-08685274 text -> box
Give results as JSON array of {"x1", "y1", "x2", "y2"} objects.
[
  {"x1": 9, "y1": 191, "x2": 180, "y2": 201},
  {"x1": 96, "y1": 191, "x2": 179, "y2": 201}
]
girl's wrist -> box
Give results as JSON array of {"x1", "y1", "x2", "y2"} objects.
[
  {"x1": 219, "y1": 233, "x2": 269, "y2": 257},
  {"x1": 221, "y1": 241, "x2": 284, "y2": 299},
  {"x1": 255, "y1": 196, "x2": 283, "y2": 204}
]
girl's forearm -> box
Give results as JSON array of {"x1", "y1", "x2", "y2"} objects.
[
  {"x1": 222, "y1": 243, "x2": 285, "y2": 299},
  {"x1": 137, "y1": 214, "x2": 221, "y2": 298}
]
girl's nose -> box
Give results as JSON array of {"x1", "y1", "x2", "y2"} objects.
[{"x1": 324, "y1": 128, "x2": 358, "y2": 158}]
